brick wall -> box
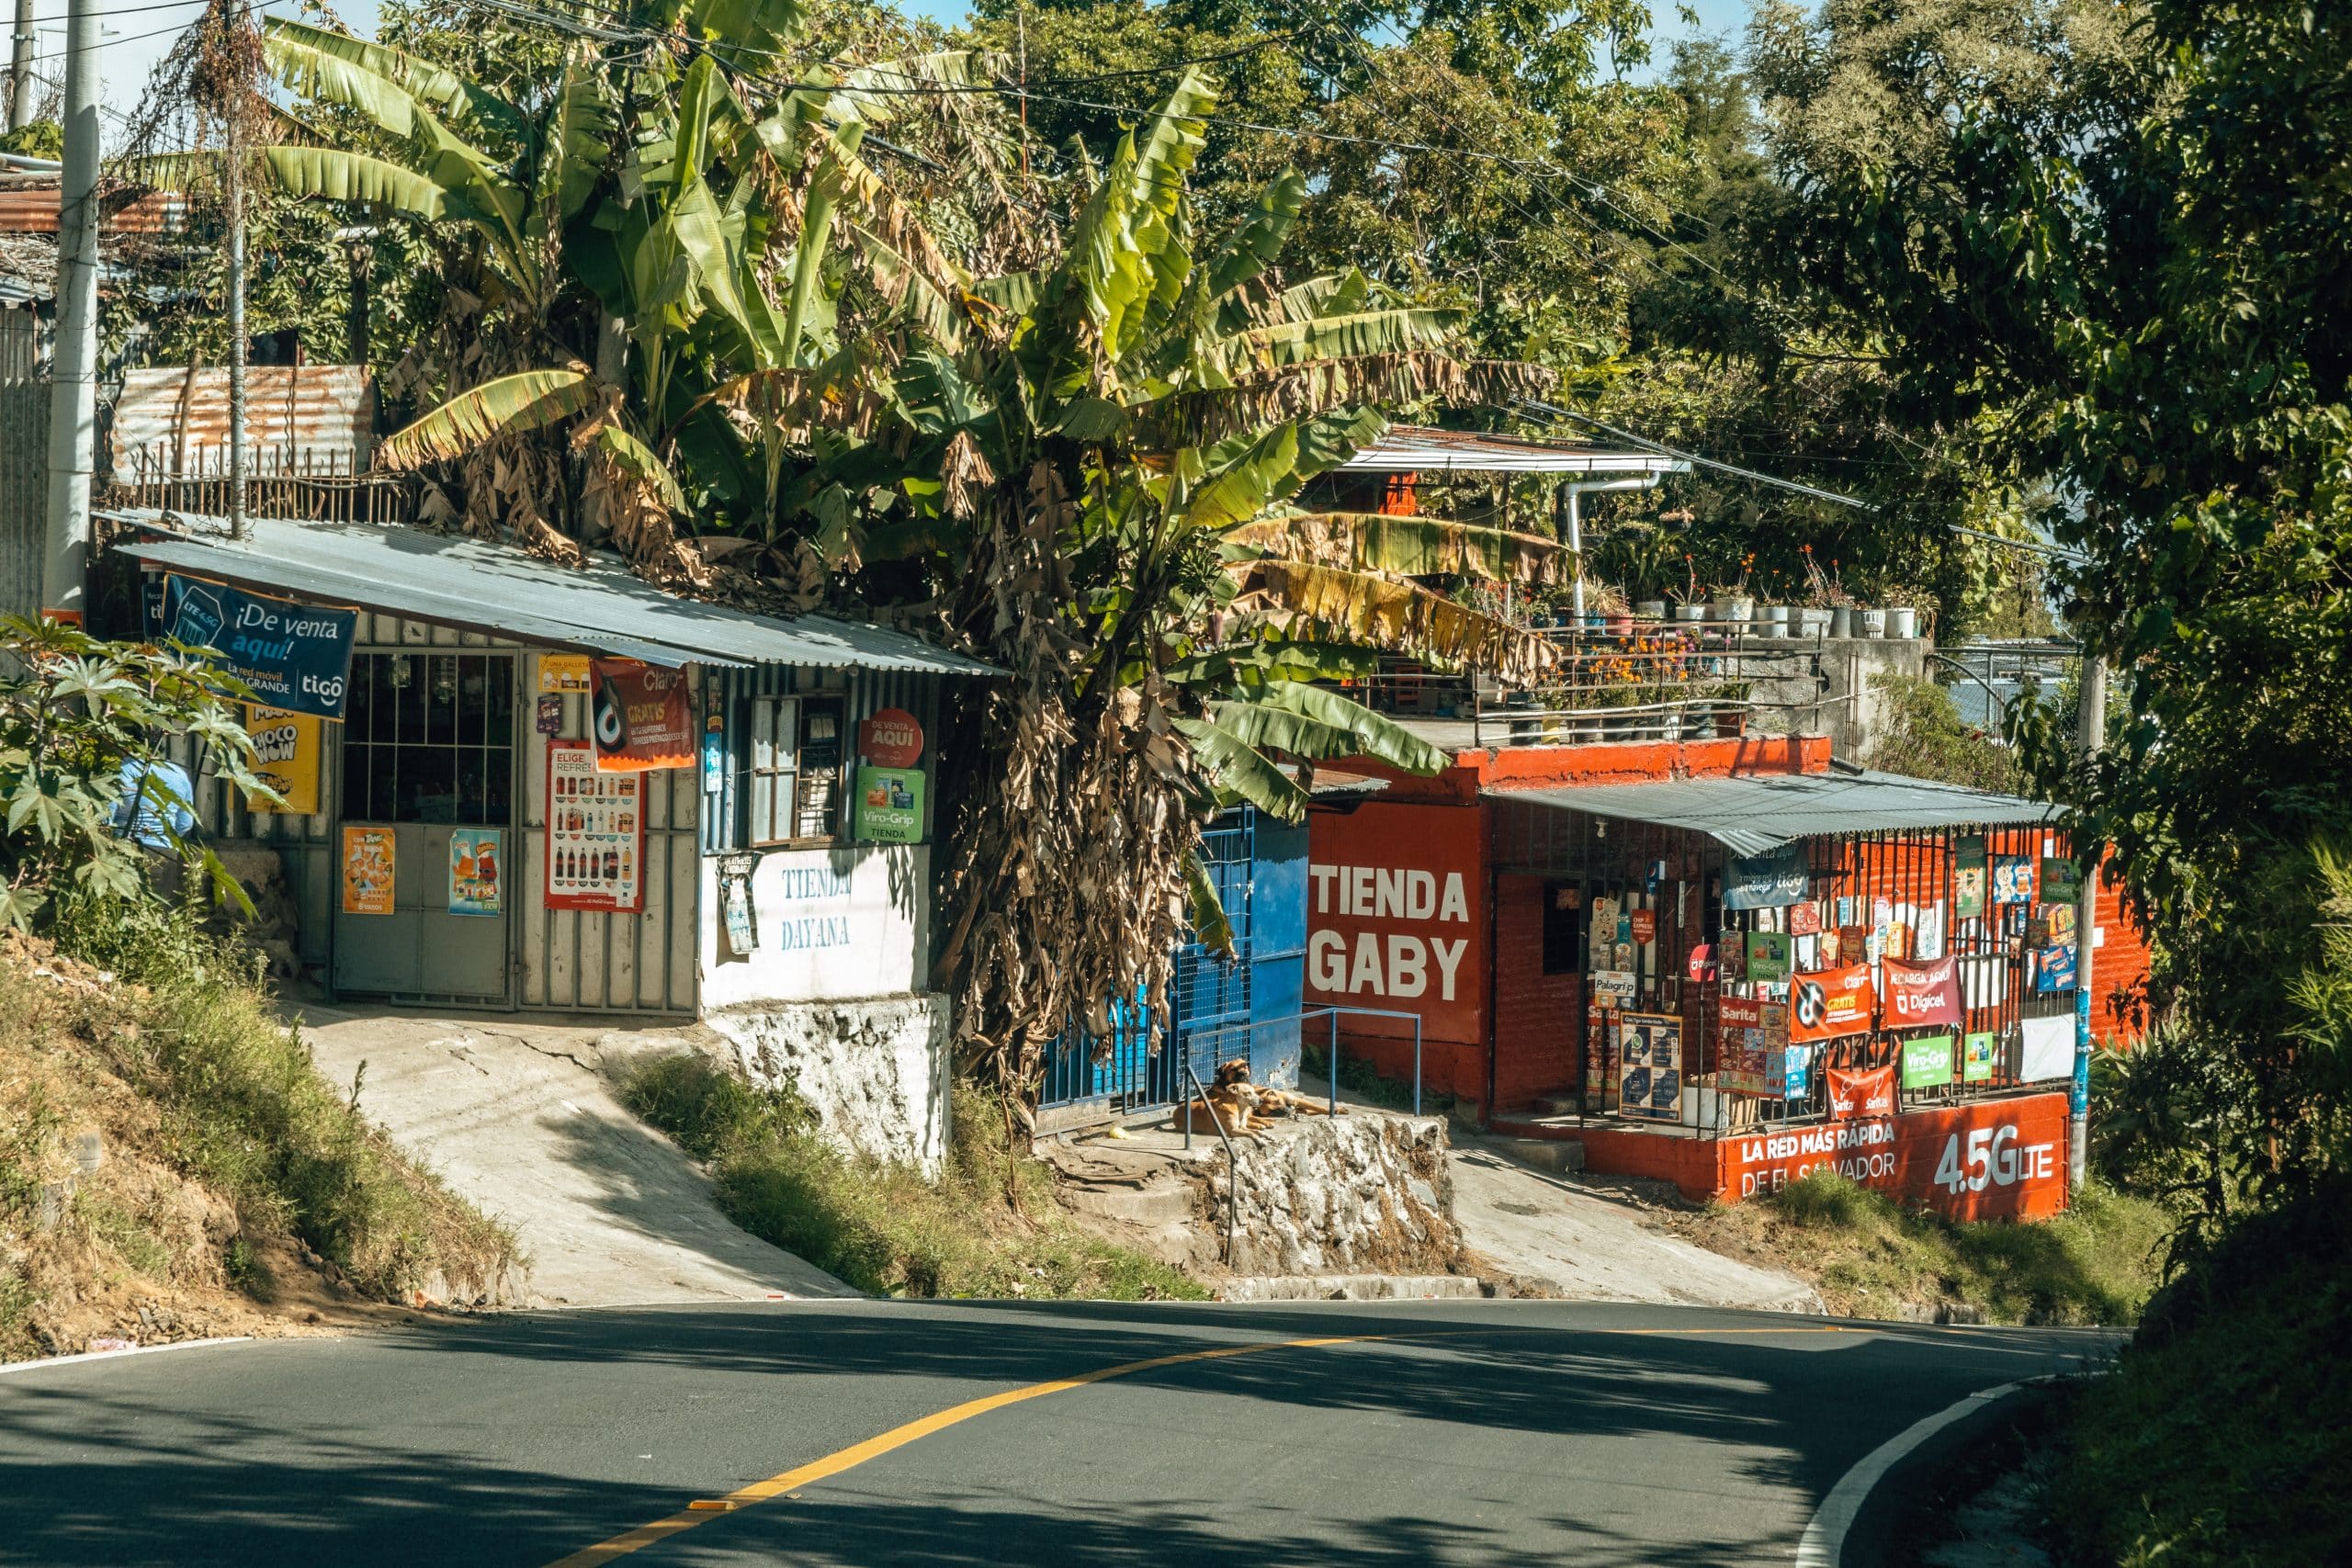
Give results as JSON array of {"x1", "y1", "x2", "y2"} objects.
[{"x1": 1491, "y1": 874, "x2": 1584, "y2": 1111}]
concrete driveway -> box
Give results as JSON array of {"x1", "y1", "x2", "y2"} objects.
[{"x1": 293, "y1": 1006, "x2": 852, "y2": 1308}]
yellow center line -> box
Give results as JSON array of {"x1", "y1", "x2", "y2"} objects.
[{"x1": 541, "y1": 1322, "x2": 1853, "y2": 1567}]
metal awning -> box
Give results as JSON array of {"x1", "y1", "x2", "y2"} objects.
[
  {"x1": 1486, "y1": 769, "x2": 2053, "y2": 857},
  {"x1": 107, "y1": 510, "x2": 1001, "y2": 677},
  {"x1": 1340, "y1": 424, "x2": 1687, "y2": 477}
]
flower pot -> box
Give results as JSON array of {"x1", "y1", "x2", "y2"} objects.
[
  {"x1": 1887, "y1": 606, "x2": 1918, "y2": 639},
  {"x1": 1858, "y1": 608, "x2": 1888, "y2": 637},
  {"x1": 1715, "y1": 703, "x2": 1748, "y2": 738},
  {"x1": 1712, "y1": 596, "x2": 1754, "y2": 626},
  {"x1": 1502, "y1": 691, "x2": 1541, "y2": 746},
  {"x1": 1828, "y1": 606, "x2": 1853, "y2": 638},
  {"x1": 1797, "y1": 606, "x2": 1832, "y2": 637},
  {"x1": 1635, "y1": 599, "x2": 1668, "y2": 620},
  {"x1": 1763, "y1": 604, "x2": 1792, "y2": 634},
  {"x1": 1607, "y1": 614, "x2": 1634, "y2": 639},
  {"x1": 1673, "y1": 604, "x2": 1709, "y2": 625}
]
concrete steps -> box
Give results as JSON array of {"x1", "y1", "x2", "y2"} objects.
[
  {"x1": 1221, "y1": 1273, "x2": 1489, "y2": 1303},
  {"x1": 1484, "y1": 1136, "x2": 1587, "y2": 1175}
]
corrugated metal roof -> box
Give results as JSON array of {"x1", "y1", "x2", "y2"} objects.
[
  {"x1": 106, "y1": 510, "x2": 1003, "y2": 677},
  {"x1": 0, "y1": 183, "x2": 183, "y2": 235},
  {"x1": 108, "y1": 366, "x2": 374, "y2": 479},
  {"x1": 1487, "y1": 769, "x2": 2052, "y2": 856},
  {"x1": 1340, "y1": 424, "x2": 1688, "y2": 476}
]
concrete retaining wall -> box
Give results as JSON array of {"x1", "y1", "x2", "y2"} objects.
[
  {"x1": 703, "y1": 995, "x2": 951, "y2": 1177},
  {"x1": 1215, "y1": 1112, "x2": 1464, "y2": 1277}
]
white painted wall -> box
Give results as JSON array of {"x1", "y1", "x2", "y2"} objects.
[
  {"x1": 704, "y1": 996, "x2": 952, "y2": 1176},
  {"x1": 697, "y1": 844, "x2": 931, "y2": 1009}
]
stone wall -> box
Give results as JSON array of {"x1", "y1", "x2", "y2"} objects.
[
  {"x1": 1740, "y1": 635, "x2": 1930, "y2": 755},
  {"x1": 702, "y1": 995, "x2": 951, "y2": 1177},
  {"x1": 1213, "y1": 1112, "x2": 1464, "y2": 1277}
]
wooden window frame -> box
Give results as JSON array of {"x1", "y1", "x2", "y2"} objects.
[{"x1": 746, "y1": 693, "x2": 847, "y2": 849}]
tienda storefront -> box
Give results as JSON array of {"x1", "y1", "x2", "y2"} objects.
[{"x1": 1306, "y1": 739, "x2": 2150, "y2": 1221}]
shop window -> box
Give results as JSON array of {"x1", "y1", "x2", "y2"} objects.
[
  {"x1": 1542, "y1": 883, "x2": 1582, "y2": 975},
  {"x1": 339, "y1": 651, "x2": 514, "y2": 825},
  {"x1": 747, "y1": 694, "x2": 845, "y2": 846}
]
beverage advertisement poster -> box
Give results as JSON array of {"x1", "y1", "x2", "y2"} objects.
[
  {"x1": 1954, "y1": 836, "x2": 1988, "y2": 919},
  {"x1": 539, "y1": 654, "x2": 593, "y2": 694},
  {"x1": 341, "y1": 826, "x2": 394, "y2": 915},
  {"x1": 1993, "y1": 854, "x2": 2036, "y2": 905},
  {"x1": 1962, "y1": 1031, "x2": 1999, "y2": 1083},
  {"x1": 545, "y1": 743, "x2": 646, "y2": 913},
  {"x1": 1719, "y1": 997, "x2": 1792, "y2": 1097},
  {"x1": 853, "y1": 766, "x2": 925, "y2": 843},
  {"x1": 1789, "y1": 964, "x2": 1877, "y2": 1043},
  {"x1": 1616, "y1": 1011, "x2": 1683, "y2": 1122},
  {"x1": 1901, "y1": 1033, "x2": 1957, "y2": 1090},
  {"x1": 1883, "y1": 955, "x2": 1963, "y2": 1029},
  {"x1": 1746, "y1": 930, "x2": 1792, "y2": 983},
  {"x1": 589, "y1": 660, "x2": 695, "y2": 772},
  {"x1": 1717, "y1": 928, "x2": 1746, "y2": 981},
  {"x1": 1788, "y1": 901, "x2": 1821, "y2": 937},
  {"x1": 448, "y1": 829, "x2": 503, "y2": 916},
  {"x1": 1826, "y1": 1064, "x2": 1897, "y2": 1119},
  {"x1": 2034, "y1": 943, "x2": 2078, "y2": 992},
  {"x1": 243, "y1": 705, "x2": 320, "y2": 814}
]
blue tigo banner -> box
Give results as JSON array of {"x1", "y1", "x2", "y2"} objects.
[
  {"x1": 163, "y1": 575, "x2": 357, "y2": 720},
  {"x1": 1724, "y1": 843, "x2": 1811, "y2": 910}
]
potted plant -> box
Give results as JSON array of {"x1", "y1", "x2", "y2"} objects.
[
  {"x1": 1713, "y1": 679, "x2": 1752, "y2": 737},
  {"x1": 1585, "y1": 581, "x2": 1634, "y2": 638},
  {"x1": 1795, "y1": 546, "x2": 1838, "y2": 637},
  {"x1": 1710, "y1": 556, "x2": 1756, "y2": 626},
  {"x1": 1670, "y1": 555, "x2": 1710, "y2": 624},
  {"x1": 1883, "y1": 590, "x2": 1921, "y2": 640}
]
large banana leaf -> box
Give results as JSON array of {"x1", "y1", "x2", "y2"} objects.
[
  {"x1": 1170, "y1": 716, "x2": 1308, "y2": 822},
  {"x1": 1204, "y1": 170, "x2": 1305, "y2": 302},
  {"x1": 591, "y1": 423, "x2": 686, "y2": 511},
  {"x1": 1245, "y1": 682, "x2": 1451, "y2": 773},
  {"x1": 687, "y1": 0, "x2": 808, "y2": 54},
  {"x1": 1163, "y1": 640, "x2": 1384, "y2": 688},
  {"x1": 1198, "y1": 700, "x2": 1363, "y2": 762},
  {"x1": 378, "y1": 369, "x2": 595, "y2": 469},
  {"x1": 1226, "y1": 513, "x2": 1566, "y2": 584},
  {"x1": 1231, "y1": 559, "x2": 1558, "y2": 681},
  {"x1": 1179, "y1": 423, "x2": 1302, "y2": 535},
  {"x1": 261, "y1": 19, "x2": 527, "y2": 143},
  {"x1": 156, "y1": 147, "x2": 455, "y2": 221},
  {"x1": 1205, "y1": 308, "x2": 1461, "y2": 377},
  {"x1": 536, "y1": 61, "x2": 611, "y2": 231}
]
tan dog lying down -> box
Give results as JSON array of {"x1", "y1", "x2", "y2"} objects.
[{"x1": 1182, "y1": 1058, "x2": 1334, "y2": 1136}]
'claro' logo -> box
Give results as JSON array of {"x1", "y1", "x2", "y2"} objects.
[{"x1": 1934, "y1": 1124, "x2": 2056, "y2": 1193}]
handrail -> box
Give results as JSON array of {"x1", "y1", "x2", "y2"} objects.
[
  {"x1": 1182, "y1": 1056, "x2": 1238, "y2": 1262},
  {"x1": 1299, "y1": 1004, "x2": 1425, "y2": 1117}
]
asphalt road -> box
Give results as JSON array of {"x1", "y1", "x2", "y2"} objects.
[{"x1": 0, "y1": 1300, "x2": 2110, "y2": 1567}]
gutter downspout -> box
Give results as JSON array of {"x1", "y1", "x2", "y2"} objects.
[{"x1": 1565, "y1": 475, "x2": 1667, "y2": 620}]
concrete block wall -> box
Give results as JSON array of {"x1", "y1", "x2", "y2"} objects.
[
  {"x1": 1740, "y1": 636, "x2": 1930, "y2": 755},
  {"x1": 1491, "y1": 875, "x2": 1583, "y2": 1111}
]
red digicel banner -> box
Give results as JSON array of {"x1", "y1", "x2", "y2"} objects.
[
  {"x1": 1719, "y1": 1091, "x2": 2070, "y2": 1220},
  {"x1": 1789, "y1": 963, "x2": 1876, "y2": 1043},
  {"x1": 1883, "y1": 954, "x2": 1963, "y2": 1029},
  {"x1": 1825, "y1": 1064, "x2": 1896, "y2": 1119},
  {"x1": 590, "y1": 660, "x2": 695, "y2": 772}
]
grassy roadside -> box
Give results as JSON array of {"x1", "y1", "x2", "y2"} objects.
[
  {"x1": 1, "y1": 916, "x2": 517, "y2": 1359},
  {"x1": 2037, "y1": 1179, "x2": 2351, "y2": 1566},
  {"x1": 623, "y1": 1054, "x2": 1210, "y2": 1301},
  {"x1": 1671, "y1": 1169, "x2": 2171, "y2": 1325}
]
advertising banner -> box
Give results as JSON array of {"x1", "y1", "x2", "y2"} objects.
[
  {"x1": 853, "y1": 766, "x2": 925, "y2": 843},
  {"x1": 1883, "y1": 955, "x2": 1963, "y2": 1029},
  {"x1": 1788, "y1": 901, "x2": 1821, "y2": 937},
  {"x1": 1615, "y1": 1011, "x2": 1683, "y2": 1122},
  {"x1": 1746, "y1": 930, "x2": 1792, "y2": 983},
  {"x1": 546, "y1": 743, "x2": 646, "y2": 913},
  {"x1": 2016, "y1": 1012, "x2": 2075, "y2": 1081},
  {"x1": 1724, "y1": 844, "x2": 1809, "y2": 910},
  {"x1": 1962, "y1": 1031, "x2": 1999, "y2": 1083},
  {"x1": 856, "y1": 707, "x2": 925, "y2": 768},
  {"x1": 1826, "y1": 1064, "x2": 1897, "y2": 1119},
  {"x1": 589, "y1": 660, "x2": 695, "y2": 772},
  {"x1": 2035, "y1": 943, "x2": 2078, "y2": 993},
  {"x1": 164, "y1": 575, "x2": 356, "y2": 720},
  {"x1": 538, "y1": 654, "x2": 592, "y2": 694},
  {"x1": 1901, "y1": 1033, "x2": 1956, "y2": 1090},
  {"x1": 448, "y1": 828, "x2": 503, "y2": 916},
  {"x1": 1788, "y1": 964, "x2": 1876, "y2": 1043},
  {"x1": 1954, "y1": 835, "x2": 1987, "y2": 919},
  {"x1": 243, "y1": 704, "x2": 320, "y2": 814},
  {"x1": 1719, "y1": 997, "x2": 1792, "y2": 1096},
  {"x1": 341, "y1": 826, "x2": 394, "y2": 915},
  {"x1": 2041, "y1": 855, "x2": 2082, "y2": 902},
  {"x1": 1590, "y1": 969, "x2": 1638, "y2": 1007},
  {"x1": 1993, "y1": 854, "x2": 2036, "y2": 906},
  {"x1": 1722, "y1": 1090, "x2": 2069, "y2": 1219}
]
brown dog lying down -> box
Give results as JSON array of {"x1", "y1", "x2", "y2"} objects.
[{"x1": 1182, "y1": 1057, "x2": 1334, "y2": 1136}]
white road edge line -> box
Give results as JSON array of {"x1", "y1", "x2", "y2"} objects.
[
  {"x1": 0, "y1": 1337, "x2": 254, "y2": 1378},
  {"x1": 1794, "y1": 1379, "x2": 2030, "y2": 1568}
]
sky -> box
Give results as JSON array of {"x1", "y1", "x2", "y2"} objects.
[{"x1": 83, "y1": 0, "x2": 1755, "y2": 122}]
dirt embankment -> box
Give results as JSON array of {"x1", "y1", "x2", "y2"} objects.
[{"x1": 1, "y1": 933, "x2": 521, "y2": 1361}]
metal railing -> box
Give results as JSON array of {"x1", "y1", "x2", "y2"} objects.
[{"x1": 1181, "y1": 1056, "x2": 1239, "y2": 1261}]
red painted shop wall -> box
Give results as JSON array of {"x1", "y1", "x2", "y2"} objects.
[
  {"x1": 2093, "y1": 869, "x2": 2154, "y2": 1046},
  {"x1": 1307, "y1": 798, "x2": 1489, "y2": 1102},
  {"x1": 1715, "y1": 1092, "x2": 2071, "y2": 1221},
  {"x1": 1492, "y1": 874, "x2": 1583, "y2": 1111}
]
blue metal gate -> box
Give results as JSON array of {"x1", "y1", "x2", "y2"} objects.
[{"x1": 1037, "y1": 807, "x2": 1305, "y2": 1123}]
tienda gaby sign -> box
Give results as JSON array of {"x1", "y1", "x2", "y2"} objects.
[{"x1": 1309, "y1": 861, "x2": 1475, "y2": 1001}]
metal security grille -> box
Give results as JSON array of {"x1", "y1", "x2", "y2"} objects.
[{"x1": 340, "y1": 651, "x2": 517, "y2": 826}]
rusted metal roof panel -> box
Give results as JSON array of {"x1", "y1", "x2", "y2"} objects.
[
  {"x1": 0, "y1": 183, "x2": 183, "y2": 235},
  {"x1": 108, "y1": 365, "x2": 374, "y2": 479},
  {"x1": 1340, "y1": 423, "x2": 1687, "y2": 476}
]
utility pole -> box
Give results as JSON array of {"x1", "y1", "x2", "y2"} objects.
[
  {"x1": 222, "y1": 8, "x2": 248, "y2": 542},
  {"x1": 6, "y1": 0, "x2": 31, "y2": 132},
  {"x1": 2069, "y1": 651, "x2": 2107, "y2": 1191},
  {"x1": 40, "y1": 0, "x2": 98, "y2": 622}
]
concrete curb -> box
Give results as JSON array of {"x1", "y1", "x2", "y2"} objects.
[
  {"x1": 0, "y1": 1336, "x2": 254, "y2": 1378},
  {"x1": 1795, "y1": 1376, "x2": 2054, "y2": 1568}
]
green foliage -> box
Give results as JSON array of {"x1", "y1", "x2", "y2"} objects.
[
  {"x1": 1860, "y1": 673, "x2": 2019, "y2": 794},
  {"x1": 2042, "y1": 1178, "x2": 2352, "y2": 1567},
  {"x1": 0, "y1": 616, "x2": 270, "y2": 935},
  {"x1": 626, "y1": 1056, "x2": 1208, "y2": 1300},
  {"x1": 0, "y1": 121, "x2": 62, "y2": 159},
  {"x1": 1740, "y1": 1168, "x2": 2169, "y2": 1326}
]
